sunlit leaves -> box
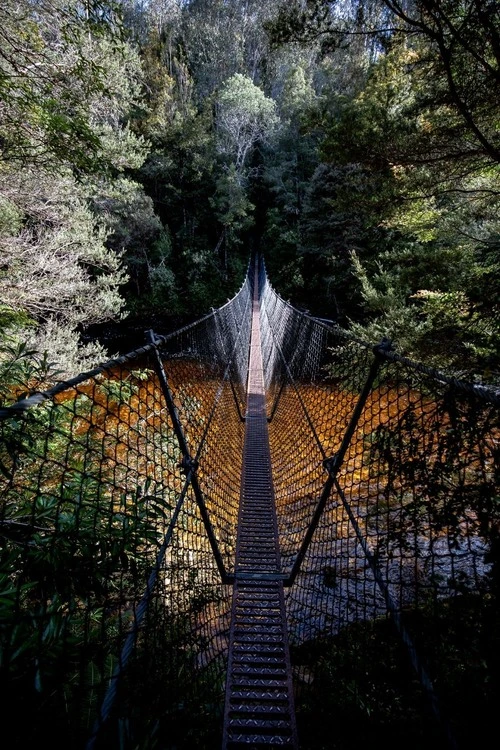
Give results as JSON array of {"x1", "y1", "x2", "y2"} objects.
[{"x1": 216, "y1": 73, "x2": 279, "y2": 172}]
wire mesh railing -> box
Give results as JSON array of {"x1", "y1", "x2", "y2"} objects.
[
  {"x1": 260, "y1": 260, "x2": 500, "y2": 748},
  {"x1": 2, "y1": 255, "x2": 499, "y2": 749},
  {"x1": 0, "y1": 273, "x2": 252, "y2": 749}
]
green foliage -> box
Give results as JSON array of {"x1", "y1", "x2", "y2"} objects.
[
  {"x1": 0, "y1": 168, "x2": 129, "y2": 374},
  {"x1": 180, "y1": 0, "x2": 276, "y2": 100},
  {"x1": 259, "y1": 2, "x2": 500, "y2": 379},
  {"x1": 136, "y1": 33, "x2": 260, "y2": 314},
  {"x1": 298, "y1": 162, "x2": 393, "y2": 319},
  {"x1": 90, "y1": 176, "x2": 178, "y2": 313},
  {"x1": 385, "y1": 0, "x2": 500, "y2": 167},
  {"x1": 2, "y1": 0, "x2": 499, "y2": 374},
  {"x1": 216, "y1": 73, "x2": 279, "y2": 172},
  {"x1": 0, "y1": 341, "x2": 62, "y2": 407},
  {"x1": 0, "y1": 0, "x2": 154, "y2": 373},
  {"x1": 366, "y1": 390, "x2": 500, "y2": 570},
  {"x1": 212, "y1": 165, "x2": 255, "y2": 253},
  {"x1": 0, "y1": 0, "x2": 120, "y2": 173},
  {"x1": 0, "y1": 375, "x2": 180, "y2": 746},
  {"x1": 261, "y1": 61, "x2": 320, "y2": 303},
  {"x1": 0, "y1": 197, "x2": 23, "y2": 238},
  {"x1": 349, "y1": 171, "x2": 500, "y2": 374}
]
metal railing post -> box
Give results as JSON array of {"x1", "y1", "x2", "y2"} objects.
[{"x1": 147, "y1": 330, "x2": 230, "y2": 584}]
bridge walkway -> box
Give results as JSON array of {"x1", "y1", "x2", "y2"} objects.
[{"x1": 222, "y1": 264, "x2": 298, "y2": 749}]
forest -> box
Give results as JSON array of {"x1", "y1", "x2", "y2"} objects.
[
  {"x1": 1, "y1": 0, "x2": 499, "y2": 392},
  {"x1": 1, "y1": 5, "x2": 499, "y2": 748}
]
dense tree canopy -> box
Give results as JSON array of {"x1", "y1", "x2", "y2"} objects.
[{"x1": 0, "y1": 0, "x2": 498, "y2": 383}]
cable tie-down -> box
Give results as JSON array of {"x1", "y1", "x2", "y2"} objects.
[
  {"x1": 178, "y1": 456, "x2": 198, "y2": 475},
  {"x1": 373, "y1": 336, "x2": 394, "y2": 358},
  {"x1": 323, "y1": 454, "x2": 339, "y2": 474}
]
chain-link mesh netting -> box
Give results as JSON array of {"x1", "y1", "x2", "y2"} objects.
[
  {"x1": 2, "y1": 257, "x2": 499, "y2": 749},
  {"x1": 260, "y1": 262, "x2": 500, "y2": 748},
  {"x1": 0, "y1": 274, "x2": 251, "y2": 749}
]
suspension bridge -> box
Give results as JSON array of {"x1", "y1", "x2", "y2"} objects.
[{"x1": 0, "y1": 257, "x2": 498, "y2": 749}]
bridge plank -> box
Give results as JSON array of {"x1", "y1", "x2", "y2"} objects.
[{"x1": 222, "y1": 261, "x2": 298, "y2": 750}]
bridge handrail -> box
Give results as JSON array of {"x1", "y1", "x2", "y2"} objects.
[
  {"x1": 260, "y1": 258, "x2": 500, "y2": 406},
  {"x1": 0, "y1": 264, "x2": 251, "y2": 419}
]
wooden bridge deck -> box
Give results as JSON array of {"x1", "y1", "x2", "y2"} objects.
[{"x1": 222, "y1": 265, "x2": 298, "y2": 749}]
